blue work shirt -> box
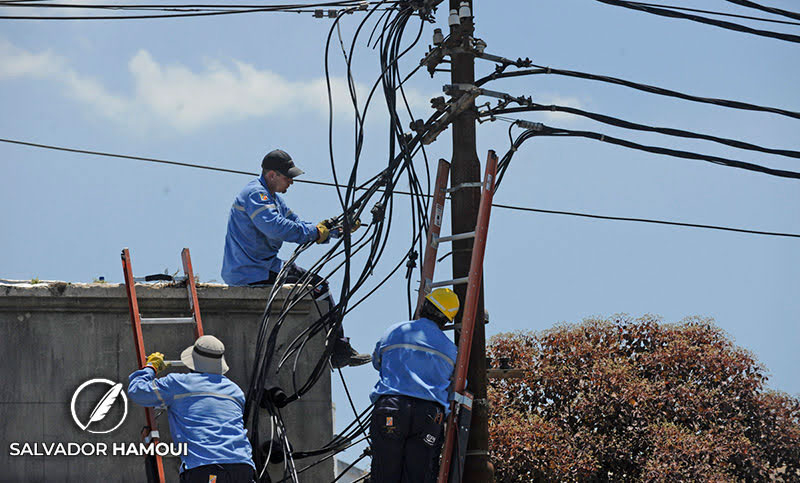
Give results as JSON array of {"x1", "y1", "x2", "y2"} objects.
[
  {"x1": 221, "y1": 175, "x2": 319, "y2": 285},
  {"x1": 370, "y1": 317, "x2": 457, "y2": 413},
  {"x1": 127, "y1": 368, "x2": 255, "y2": 472}
]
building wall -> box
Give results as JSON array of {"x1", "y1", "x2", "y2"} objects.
[{"x1": 0, "y1": 281, "x2": 333, "y2": 482}]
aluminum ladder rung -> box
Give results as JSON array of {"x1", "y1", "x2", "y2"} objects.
[
  {"x1": 140, "y1": 317, "x2": 194, "y2": 325},
  {"x1": 430, "y1": 277, "x2": 469, "y2": 289},
  {"x1": 435, "y1": 231, "x2": 475, "y2": 246}
]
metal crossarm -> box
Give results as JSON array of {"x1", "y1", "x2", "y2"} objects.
[{"x1": 121, "y1": 247, "x2": 205, "y2": 483}]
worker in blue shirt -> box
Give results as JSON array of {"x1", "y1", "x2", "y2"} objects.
[
  {"x1": 369, "y1": 288, "x2": 460, "y2": 483},
  {"x1": 221, "y1": 149, "x2": 369, "y2": 368},
  {"x1": 128, "y1": 335, "x2": 256, "y2": 483}
]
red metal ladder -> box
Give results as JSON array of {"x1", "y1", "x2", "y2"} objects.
[
  {"x1": 415, "y1": 151, "x2": 498, "y2": 483},
  {"x1": 121, "y1": 247, "x2": 205, "y2": 483}
]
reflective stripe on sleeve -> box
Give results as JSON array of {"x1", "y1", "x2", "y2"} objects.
[
  {"x1": 250, "y1": 204, "x2": 277, "y2": 220},
  {"x1": 233, "y1": 204, "x2": 246, "y2": 212},
  {"x1": 380, "y1": 343, "x2": 454, "y2": 366},
  {"x1": 173, "y1": 391, "x2": 243, "y2": 407},
  {"x1": 152, "y1": 380, "x2": 167, "y2": 409}
]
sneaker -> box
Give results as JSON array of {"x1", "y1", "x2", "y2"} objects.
[{"x1": 332, "y1": 342, "x2": 371, "y2": 368}]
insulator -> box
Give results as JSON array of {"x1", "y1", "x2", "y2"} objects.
[
  {"x1": 448, "y1": 9, "x2": 459, "y2": 27},
  {"x1": 433, "y1": 28, "x2": 444, "y2": 46},
  {"x1": 458, "y1": 2, "x2": 471, "y2": 20}
]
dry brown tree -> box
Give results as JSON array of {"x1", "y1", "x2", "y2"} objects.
[{"x1": 487, "y1": 315, "x2": 800, "y2": 482}]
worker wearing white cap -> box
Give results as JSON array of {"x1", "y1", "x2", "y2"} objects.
[{"x1": 128, "y1": 335, "x2": 255, "y2": 482}]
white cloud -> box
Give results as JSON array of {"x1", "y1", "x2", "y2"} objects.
[
  {"x1": 0, "y1": 39, "x2": 431, "y2": 133},
  {"x1": 0, "y1": 40, "x2": 64, "y2": 79},
  {"x1": 535, "y1": 94, "x2": 586, "y2": 123}
]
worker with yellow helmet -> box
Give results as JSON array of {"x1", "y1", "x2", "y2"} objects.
[{"x1": 369, "y1": 287, "x2": 460, "y2": 482}]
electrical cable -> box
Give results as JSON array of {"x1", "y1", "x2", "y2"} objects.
[
  {"x1": 331, "y1": 451, "x2": 369, "y2": 483},
  {"x1": 723, "y1": 0, "x2": 800, "y2": 22},
  {"x1": 593, "y1": 0, "x2": 800, "y2": 44},
  {"x1": 628, "y1": 1, "x2": 800, "y2": 25},
  {"x1": 241, "y1": 3, "x2": 440, "y2": 479},
  {"x1": 2, "y1": 137, "x2": 797, "y2": 238},
  {"x1": 492, "y1": 202, "x2": 800, "y2": 238},
  {"x1": 485, "y1": 103, "x2": 800, "y2": 159},
  {"x1": 531, "y1": 124, "x2": 800, "y2": 179},
  {"x1": 0, "y1": 0, "x2": 397, "y2": 19},
  {"x1": 475, "y1": 66, "x2": 800, "y2": 121}
]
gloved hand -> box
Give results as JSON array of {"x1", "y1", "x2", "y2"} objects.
[
  {"x1": 145, "y1": 352, "x2": 168, "y2": 373},
  {"x1": 316, "y1": 221, "x2": 330, "y2": 244},
  {"x1": 329, "y1": 218, "x2": 361, "y2": 239}
]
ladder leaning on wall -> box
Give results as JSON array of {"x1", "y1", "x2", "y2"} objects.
[{"x1": 121, "y1": 247, "x2": 205, "y2": 483}]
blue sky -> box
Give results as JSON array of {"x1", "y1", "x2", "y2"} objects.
[{"x1": 2, "y1": 0, "x2": 799, "y2": 467}]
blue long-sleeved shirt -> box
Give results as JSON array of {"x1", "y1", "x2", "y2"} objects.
[
  {"x1": 221, "y1": 175, "x2": 318, "y2": 285},
  {"x1": 127, "y1": 368, "x2": 255, "y2": 472},
  {"x1": 370, "y1": 317, "x2": 457, "y2": 413}
]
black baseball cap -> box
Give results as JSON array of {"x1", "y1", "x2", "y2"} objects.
[{"x1": 261, "y1": 149, "x2": 304, "y2": 178}]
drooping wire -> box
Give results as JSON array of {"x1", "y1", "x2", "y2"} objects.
[
  {"x1": 475, "y1": 66, "x2": 800, "y2": 121},
  {"x1": 242, "y1": 3, "x2": 442, "y2": 480},
  {"x1": 628, "y1": 2, "x2": 800, "y2": 25},
  {"x1": 3, "y1": 137, "x2": 798, "y2": 238},
  {"x1": 0, "y1": 0, "x2": 398, "y2": 20},
  {"x1": 502, "y1": 123, "x2": 800, "y2": 180},
  {"x1": 723, "y1": 0, "x2": 800, "y2": 22},
  {"x1": 485, "y1": 103, "x2": 800, "y2": 159},
  {"x1": 593, "y1": 0, "x2": 800, "y2": 44}
]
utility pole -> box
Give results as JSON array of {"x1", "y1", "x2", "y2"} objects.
[{"x1": 447, "y1": 0, "x2": 494, "y2": 481}]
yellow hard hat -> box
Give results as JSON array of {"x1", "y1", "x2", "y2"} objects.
[{"x1": 425, "y1": 288, "x2": 460, "y2": 322}]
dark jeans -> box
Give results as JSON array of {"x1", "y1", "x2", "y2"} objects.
[
  {"x1": 370, "y1": 395, "x2": 445, "y2": 483},
  {"x1": 250, "y1": 262, "x2": 347, "y2": 345},
  {"x1": 180, "y1": 463, "x2": 255, "y2": 483}
]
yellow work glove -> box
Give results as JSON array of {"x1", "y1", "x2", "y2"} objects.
[
  {"x1": 349, "y1": 218, "x2": 362, "y2": 233},
  {"x1": 316, "y1": 222, "x2": 330, "y2": 244},
  {"x1": 145, "y1": 352, "x2": 168, "y2": 373}
]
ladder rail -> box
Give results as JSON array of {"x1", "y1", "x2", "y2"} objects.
[
  {"x1": 181, "y1": 248, "x2": 205, "y2": 339},
  {"x1": 121, "y1": 248, "x2": 167, "y2": 483},
  {"x1": 437, "y1": 150, "x2": 498, "y2": 483},
  {"x1": 416, "y1": 159, "x2": 451, "y2": 317}
]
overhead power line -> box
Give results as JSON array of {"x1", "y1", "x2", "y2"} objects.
[
  {"x1": 723, "y1": 0, "x2": 800, "y2": 22},
  {"x1": 485, "y1": 103, "x2": 800, "y2": 159},
  {"x1": 593, "y1": 0, "x2": 800, "y2": 44},
  {"x1": 0, "y1": 0, "x2": 393, "y2": 19},
  {"x1": 2, "y1": 136, "x2": 798, "y2": 239},
  {"x1": 476, "y1": 66, "x2": 800, "y2": 121},
  {"x1": 491, "y1": 203, "x2": 800, "y2": 239},
  {"x1": 629, "y1": 2, "x2": 800, "y2": 26},
  {"x1": 526, "y1": 124, "x2": 800, "y2": 180}
]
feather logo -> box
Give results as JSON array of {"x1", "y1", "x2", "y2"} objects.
[{"x1": 70, "y1": 378, "x2": 129, "y2": 434}]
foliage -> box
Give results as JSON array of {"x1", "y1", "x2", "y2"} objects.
[{"x1": 487, "y1": 315, "x2": 800, "y2": 482}]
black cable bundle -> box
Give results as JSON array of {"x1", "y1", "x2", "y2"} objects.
[{"x1": 242, "y1": 2, "x2": 445, "y2": 481}]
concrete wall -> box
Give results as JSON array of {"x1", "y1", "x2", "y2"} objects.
[{"x1": 0, "y1": 280, "x2": 333, "y2": 482}]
